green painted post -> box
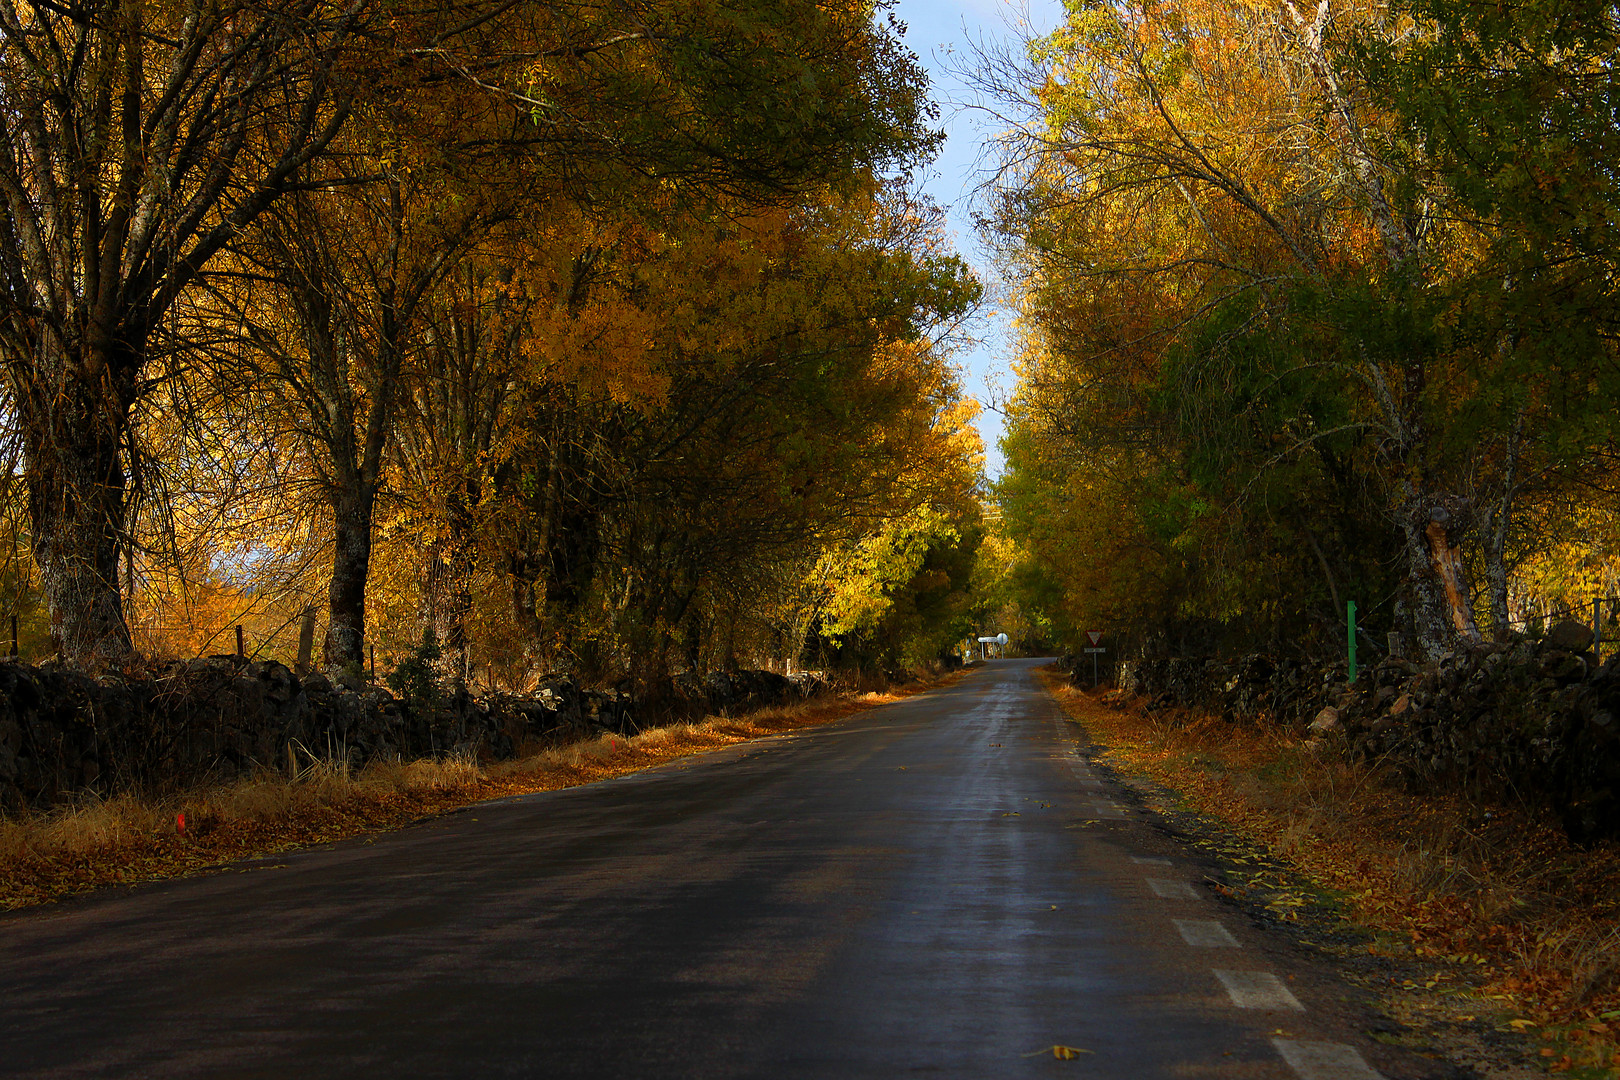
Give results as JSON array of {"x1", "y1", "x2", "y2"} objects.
[{"x1": 1347, "y1": 600, "x2": 1358, "y2": 684}]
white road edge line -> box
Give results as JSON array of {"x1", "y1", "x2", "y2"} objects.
[
  {"x1": 1272, "y1": 1038, "x2": 1384, "y2": 1079},
  {"x1": 1130, "y1": 856, "x2": 1171, "y2": 866},
  {"x1": 1173, "y1": 919, "x2": 1240, "y2": 948},
  {"x1": 1213, "y1": 969, "x2": 1304, "y2": 1011},
  {"x1": 1147, "y1": 878, "x2": 1200, "y2": 900}
]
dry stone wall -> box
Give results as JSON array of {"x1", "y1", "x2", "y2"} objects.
[
  {"x1": 0, "y1": 658, "x2": 824, "y2": 813},
  {"x1": 1090, "y1": 623, "x2": 1620, "y2": 844}
]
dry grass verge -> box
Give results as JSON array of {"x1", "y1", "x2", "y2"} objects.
[
  {"x1": 1, "y1": 680, "x2": 945, "y2": 912},
  {"x1": 1039, "y1": 668, "x2": 1620, "y2": 1078}
]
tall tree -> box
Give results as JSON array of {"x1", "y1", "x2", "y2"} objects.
[
  {"x1": 1354, "y1": 0, "x2": 1620, "y2": 633},
  {"x1": 0, "y1": 0, "x2": 367, "y2": 664},
  {"x1": 982, "y1": 0, "x2": 1507, "y2": 658},
  {"x1": 232, "y1": 169, "x2": 486, "y2": 671}
]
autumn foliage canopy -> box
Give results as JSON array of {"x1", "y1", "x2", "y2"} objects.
[{"x1": 0, "y1": 0, "x2": 990, "y2": 685}]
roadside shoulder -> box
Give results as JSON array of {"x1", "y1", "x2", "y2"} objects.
[{"x1": 1038, "y1": 665, "x2": 1574, "y2": 1080}]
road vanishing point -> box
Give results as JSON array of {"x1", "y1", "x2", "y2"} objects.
[{"x1": 3, "y1": 659, "x2": 1444, "y2": 1079}]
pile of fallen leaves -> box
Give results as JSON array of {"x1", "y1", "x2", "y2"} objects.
[
  {"x1": 0, "y1": 682, "x2": 936, "y2": 912},
  {"x1": 1041, "y1": 669, "x2": 1620, "y2": 1077}
]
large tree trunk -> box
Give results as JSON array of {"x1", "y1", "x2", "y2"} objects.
[
  {"x1": 1287, "y1": 2, "x2": 1486, "y2": 657},
  {"x1": 1484, "y1": 530, "x2": 1511, "y2": 640},
  {"x1": 20, "y1": 375, "x2": 135, "y2": 665},
  {"x1": 268, "y1": 179, "x2": 438, "y2": 675},
  {"x1": 1402, "y1": 490, "x2": 1482, "y2": 658},
  {"x1": 325, "y1": 490, "x2": 376, "y2": 670}
]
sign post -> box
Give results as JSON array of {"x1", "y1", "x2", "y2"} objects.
[{"x1": 1083, "y1": 630, "x2": 1105, "y2": 687}]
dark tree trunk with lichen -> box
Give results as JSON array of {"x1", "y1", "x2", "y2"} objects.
[
  {"x1": 324, "y1": 490, "x2": 377, "y2": 670},
  {"x1": 1402, "y1": 495, "x2": 1481, "y2": 658},
  {"x1": 17, "y1": 349, "x2": 138, "y2": 665}
]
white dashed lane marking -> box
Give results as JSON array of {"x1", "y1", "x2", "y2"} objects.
[
  {"x1": 1213, "y1": 969, "x2": 1304, "y2": 1011},
  {"x1": 1273, "y1": 1038, "x2": 1384, "y2": 1079},
  {"x1": 1048, "y1": 692, "x2": 1380, "y2": 1078},
  {"x1": 1147, "y1": 878, "x2": 1200, "y2": 900},
  {"x1": 1172, "y1": 919, "x2": 1240, "y2": 948}
]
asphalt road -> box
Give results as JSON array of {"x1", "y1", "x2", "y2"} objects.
[{"x1": 1, "y1": 659, "x2": 1440, "y2": 1079}]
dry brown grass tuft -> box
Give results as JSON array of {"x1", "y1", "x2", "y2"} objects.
[
  {"x1": 0, "y1": 673, "x2": 958, "y2": 912},
  {"x1": 1039, "y1": 667, "x2": 1620, "y2": 1073}
]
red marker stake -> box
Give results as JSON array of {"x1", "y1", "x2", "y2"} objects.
[{"x1": 176, "y1": 812, "x2": 186, "y2": 836}]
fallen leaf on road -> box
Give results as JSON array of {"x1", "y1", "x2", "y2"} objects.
[{"x1": 1020, "y1": 1045, "x2": 1093, "y2": 1059}]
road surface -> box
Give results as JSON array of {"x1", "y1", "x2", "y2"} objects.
[{"x1": 1, "y1": 659, "x2": 1438, "y2": 1078}]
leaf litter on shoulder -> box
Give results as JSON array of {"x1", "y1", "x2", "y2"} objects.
[{"x1": 1038, "y1": 667, "x2": 1620, "y2": 1079}]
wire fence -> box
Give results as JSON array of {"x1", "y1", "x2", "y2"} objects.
[
  {"x1": 1356, "y1": 598, "x2": 1620, "y2": 668},
  {"x1": 1500, "y1": 598, "x2": 1620, "y2": 665}
]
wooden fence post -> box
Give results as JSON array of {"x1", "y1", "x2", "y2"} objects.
[{"x1": 296, "y1": 606, "x2": 316, "y2": 675}]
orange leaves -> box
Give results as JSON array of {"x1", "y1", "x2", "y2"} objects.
[{"x1": 529, "y1": 299, "x2": 665, "y2": 407}]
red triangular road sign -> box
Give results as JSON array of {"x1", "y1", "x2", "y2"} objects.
[{"x1": 1086, "y1": 631, "x2": 1103, "y2": 646}]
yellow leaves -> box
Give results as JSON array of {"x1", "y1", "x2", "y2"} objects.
[
  {"x1": 1505, "y1": 490, "x2": 1620, "y2": 619},
  {"x1": 937, "y1": 396, "x2": 986, "y2": 476},
  {"x1": 815, "y1": 505, "x2": 959, "y2": 637},
  {"x1": 1022, "y1": 1045, "x2": 1093, "y2": 1059},
  {"x1": 1007, "y1": 0, "x2": 1411, "y2": 392}
]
